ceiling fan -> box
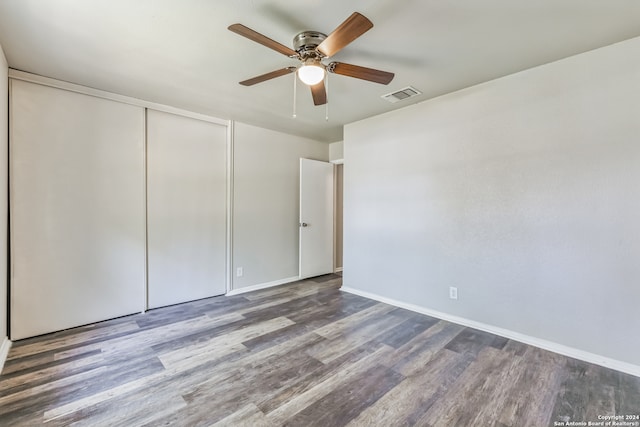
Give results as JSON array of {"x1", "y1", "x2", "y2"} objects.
[{"x1": 228, "y1": 12, "x2": 394, "y2": 106}]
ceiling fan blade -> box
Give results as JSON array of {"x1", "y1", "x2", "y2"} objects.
[
  {"x1": 316, "y1": 12, "x2": 373, "y2": 58},
  {"x1": 310, "y1": 81, "x2": 327, "y2": 106},
  {"x1": 239, "y1": 67, "x2": 296, "y2": 86},
  {"x1": 228, "y1": 23, "x2": 298, "y2": 57},
  {"x1": 328, "y1": 62, "x2": 394, "y2": 85}
]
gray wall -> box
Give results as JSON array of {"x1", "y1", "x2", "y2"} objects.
[
  {"x1": 233, "y1": 122, "x2": 329, "y2": 289},
  {"x1": 344, "y1": 37, "x2": 640, "y2": 367},
  {"x1": 329, "y1": 141, "x2": 343, "y2": 162}
]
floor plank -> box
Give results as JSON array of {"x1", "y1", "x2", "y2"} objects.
[{"x1": 1, "y1": 275, "x2": 639, "y2": 426}]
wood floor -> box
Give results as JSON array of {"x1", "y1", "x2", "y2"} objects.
[{"x1": 1, "y1": 275, "x2": 639, "y2": 426}]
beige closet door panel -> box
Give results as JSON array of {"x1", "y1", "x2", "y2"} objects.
[
  {"x1": 10, "y1": 80, "x2": 146, "y2": 340},
  {"x1": 147, "y1": 110, "x2": 227, "y2": 308}
]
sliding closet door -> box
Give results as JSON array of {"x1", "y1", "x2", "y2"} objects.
[
  {"x1": 10, "y1": 80, "x2": 146, "y2": 340},
  {"x1": 147, "y1": 110, "x2": 227, "y2": 308}
]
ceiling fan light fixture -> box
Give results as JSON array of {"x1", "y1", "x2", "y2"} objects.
[
  {"x1": 298, "y1": 62, "x2": 325, "y2": 85},
  {"x1": 229, "y1": 12, "x2": 393, "y2": 108}
]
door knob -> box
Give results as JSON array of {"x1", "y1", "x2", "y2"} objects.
[{"x1": 300, "y1": 222, "x2": 309, "y2": 227}]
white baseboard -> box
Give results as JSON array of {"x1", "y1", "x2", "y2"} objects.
[
  {"x1": 335, "y1": 267, "x2": 343, "y2": 273},
  {"x1": 0, "y1": 337, "x2": 12, "y2": 374},
  {"x1": 226, "y1": 276, "x2": 300, "y2": 296},
  {"x1": 341, "y1": 286, "x2": 640, "y2": 378}
]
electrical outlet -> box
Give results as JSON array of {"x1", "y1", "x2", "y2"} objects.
[
  {"x1": 236, "y1": 267, "x2": 243, "y2": 277},
  {"x1": 449, "y1": 286, "x2": 458, "y2": 300}
]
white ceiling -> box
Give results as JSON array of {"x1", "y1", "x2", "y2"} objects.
[{"x1": 1, "y1": 1, "x2": 639, "y2": 142}]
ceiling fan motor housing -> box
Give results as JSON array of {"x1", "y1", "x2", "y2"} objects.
[{"x1": 293, "y1": 31, "x2": 327, "y2": 59}]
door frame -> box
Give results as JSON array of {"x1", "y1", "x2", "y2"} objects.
[{"x1": 331, "y1": 159, "x2": 344, "y2": 273}]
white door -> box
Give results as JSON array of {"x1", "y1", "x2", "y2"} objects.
[
  {"x1": 10, "y1": 80, "x2": 146, "y2": 339},
  {"x1": 147, "y1": 110, "x2": 227, "y2": 309},
  {"x1": 299, "y1": 158, "x2": 334, "y2": 279}
]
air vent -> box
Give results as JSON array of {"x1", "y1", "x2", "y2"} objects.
[{"x1": 381, "y1": 86, "x2": 422, "y2": 103}]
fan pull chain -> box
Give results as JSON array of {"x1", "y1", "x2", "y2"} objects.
[
  {"x1": 325, "y1": 74, "x2": 329, "y2": 121},
  {"x1": 292, "y1": 70, "x2": 297, "y2": 118}
]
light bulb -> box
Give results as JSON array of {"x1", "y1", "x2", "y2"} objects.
[{"x1": 298, "y1": 64, "x2": 325, "y2": 85}]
